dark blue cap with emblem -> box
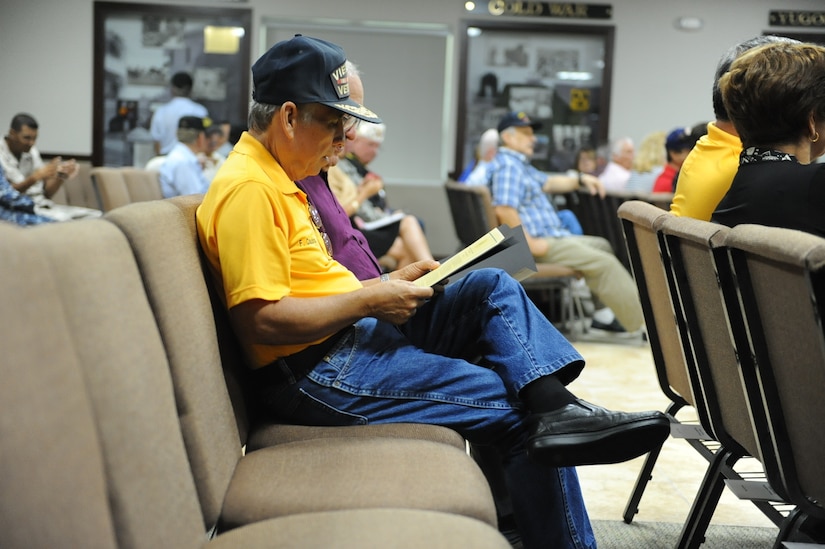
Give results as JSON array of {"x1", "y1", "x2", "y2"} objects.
[
  {"x1": 251, "y1": 34, "x2": 381, "y2": 124},
  {"x1": 497, "y1": 111, "x2": 542, "y2": 133}
]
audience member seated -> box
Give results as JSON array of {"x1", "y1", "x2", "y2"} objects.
[
  {"x1": 463, "y1": 131, "x2": 585, "y2": 236},
  {"x1": 571, "y1": 146, "x2": 598, "y2": 177},
  {"x1": 149, "y1": 71, "x2": 209, "y2": 156},
  {"x1": 300, "y1": 61, "x2": 531, "y2": 544},
  {"x1": 195, "y1": 35, "x2": 669, "y2": 549},
  {"x1": 0, "y1": 163, "x2": 53, "y2": 226},
  {"x1": 488, "y1": 111, "x2": 644, "y2": 334},
  {"x1": 670, "y1": 35, "x2": 798, "y2": 220},
  {"x1": 159, "y1": 116, "x2": 211, "y2": 198},
  {"x1": 460, "y1": 128, "x2": 499, "y2": 186},
  {"x1": 556, "y1": 146, "x2": 604, "y2": 235},
  {"x1": 201, "y1": 124, "x2": 227, "y2": 183},
  {"x1": 597, "y1": 136, "x2": 634, "y2": 191},
  {"x1": 0, "y1": 113, "x2": 101, "y2": 221},
  {"x1": 652, "y1": 127, "x2": 699, "y2": 193},
  {"x1": 625, "y1": 131, "x2": 665, "y2": 193},
  {"x1": 328, "y1": 120, "x2": 433, "y2": 270},
  {"x1": 712, "y1": 40, "x2": 825, "y2": 237},
  {"x1": 295, "y1": 61, "x2": 388, "y2": 281},
  {"x1": 594, "y1": 142, "x2": 610, "y2": 176},
  {"x1": 213, "y1": 120, "x2": 233, "y2": 157}
]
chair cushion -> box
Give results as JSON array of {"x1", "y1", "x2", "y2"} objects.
[{"x1": 220, "y1": 438, "x2": 497, "y2": 530}]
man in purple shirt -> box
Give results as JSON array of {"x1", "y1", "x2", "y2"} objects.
[
  {"x1": 294, "y1": 62, "x2": 386, "y2": 282},
  {"x1": 296, "y1": 171, "x2": 382, "y2": 280}
]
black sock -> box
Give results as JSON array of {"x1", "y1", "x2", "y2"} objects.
[{"x1": 521, "y1": 375, "x2": 577, "y2": 414}]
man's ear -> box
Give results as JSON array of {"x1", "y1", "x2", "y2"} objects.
[{"x1": 279, "y1": 102, "x2": 299, "y2": 139}]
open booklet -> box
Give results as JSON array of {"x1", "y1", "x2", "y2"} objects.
[
  {"x1": 413, "y1": 224, "x2": 538, "y2": 287},
  {"x1": 359, "y1": 211, "x2": 406, "y2": 231}
]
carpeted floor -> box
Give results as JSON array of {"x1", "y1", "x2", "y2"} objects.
[{"x1": 591, "y1": 520, "x2": 777, "y2": 548}]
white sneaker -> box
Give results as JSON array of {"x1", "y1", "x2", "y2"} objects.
[{"x1": 570, "y1": 278, "x2": 591, "y2": 298}]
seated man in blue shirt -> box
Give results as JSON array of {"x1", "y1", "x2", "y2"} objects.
[
  {"x1": 488, "y1": 112, "x2": 644, "y2": 333},
  {"x1": 149, "y1": 71, "x2": 209, "y2": 156},
  {"x1": 159, "y1": 116, "x2": 211, "y2": 198},
  {"x1": 0, "y1": 163, "x2": 53, "y2": 226}
]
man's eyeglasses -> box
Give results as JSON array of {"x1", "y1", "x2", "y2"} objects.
[
  {"x1": 341, "y1": 114, "x2": 360, "y2": 133},
  {"x1": 307, "y1": 197, "x2": 333, "y2": 257},
  {"x1": 300, "y1": 104, "x2": 359, "y2": 134}
]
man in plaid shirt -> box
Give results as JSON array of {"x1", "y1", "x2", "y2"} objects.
[{"x1": 488, "y1": 112, "x2": 643, "y2": 334}]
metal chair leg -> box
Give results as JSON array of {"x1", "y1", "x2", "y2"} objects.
[
  {"x1": 676, "y1": 448, "x2": 740, "y2": 549},
  {"x1": 623, "y1": 441, "x2": 665, "y2": 524}
]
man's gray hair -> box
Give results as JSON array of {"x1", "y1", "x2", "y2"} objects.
[
  {"x1": 499, "y1": 126, "x2": 517, "y2": 138},
  {"x1": 248, "y1": 100, "x2": 279, "y2": 133},
  {"x1": 711, "y1": 35, "x2": 799, "y2": 121},
  {"x1": 610, "y1": 137, "x2": 633, "y2": 157},
  {"x1": 478, "y1": 128, "x2": 500, "y2": 158}
]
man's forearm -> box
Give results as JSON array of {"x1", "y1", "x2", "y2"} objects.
[
  {"x1": 230, "y1": 293, "x2": 370, "y2": 348},
  {"x1": 42, "y1": 175, "x2": 65, "y2": 198},
  {"x1": 542, "y1": 174, "x2": 580, "y2": 194},
  {"x1": 12, "y1": 173, "x2": 42, "y2": 194}
]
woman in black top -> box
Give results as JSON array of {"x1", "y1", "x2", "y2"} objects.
[{"x1": 712, "y1": 41, "x2": 825, "y2": 237}]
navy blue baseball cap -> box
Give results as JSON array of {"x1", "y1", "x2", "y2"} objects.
[
  {"x1": 665, "y1": 127, "x2": 697, "y2": 151},
  {"x1": 497, "y1": 111, "x2": 542, "y2": 133},
  {"x1": 177, "y1": 116, "x2": 211, "y2": 131},
  {"x1": 251, "y1": 34, "x2": 381, "y2": 124}
]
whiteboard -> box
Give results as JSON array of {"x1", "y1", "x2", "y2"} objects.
[{"x1": 263, "y1": 21, "x2": 452, "y2": 184}]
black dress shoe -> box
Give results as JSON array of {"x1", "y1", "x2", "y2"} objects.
[{"x1": 526, "y1": 399, "x2": 670, "y2": 467}]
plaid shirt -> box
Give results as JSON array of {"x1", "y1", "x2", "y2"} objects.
[{"x1": 488, "y1": 147, "x2": 570, "y2": 238}]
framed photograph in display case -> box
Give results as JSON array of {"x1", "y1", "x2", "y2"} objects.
[
  {"x1": 93, "y1": 2, "x2": 251, "y2": 167},
  {"x1": 455, "y1": 20, "x2": 614, "y2": 176}
]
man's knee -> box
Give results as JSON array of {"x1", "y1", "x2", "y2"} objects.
[
  {"x1": 589, "y1": 236, "x2": 614, "y2": 254},
  {"x1": 463, "y1": 267, "x2": 519, "y2": 291}
]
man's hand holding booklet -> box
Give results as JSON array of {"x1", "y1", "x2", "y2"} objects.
[{"x1": 413, "y1": 224, "x2": 538, "y2": 287}]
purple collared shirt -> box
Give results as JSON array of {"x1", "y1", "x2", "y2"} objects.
[{"x1": 296, "y1": 174, "x2": 382, "y2": 281}]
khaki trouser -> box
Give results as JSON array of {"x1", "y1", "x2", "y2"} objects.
[{"x1": 536, "y1": 235, "x2": 644, "y2": 331}]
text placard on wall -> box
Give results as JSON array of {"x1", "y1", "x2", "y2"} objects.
[
  {"x1": 769, "y1": 11, "x2": 825, "y2": 28},
  {"x1": 463, "y1": 2, "x2": 612, "y2": 20}
]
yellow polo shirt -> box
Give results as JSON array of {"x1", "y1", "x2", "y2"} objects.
[
  {"x1": 197, "y1": 132, "x2": 362, "y2": 368},
  {"x1": 670, "y1": 122, "x2": 742, "y2": 221}
]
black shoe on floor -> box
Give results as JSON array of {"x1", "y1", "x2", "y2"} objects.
[
  {"x1": 590, "y1": 317, "x2": 626, "y2": 333},
  {"x1": 526, "y1": 399, "x2": 670, "y2": 467}
]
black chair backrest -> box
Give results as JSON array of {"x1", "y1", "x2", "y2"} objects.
[{"x1": 445, "y1": 181, "x2": 498, "y2": 248}]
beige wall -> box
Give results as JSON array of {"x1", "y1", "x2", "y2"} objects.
[
  {"x1": 4, "y1": 0, "x2": 824, "y2": 158},
  {"x1": 2, "y1": 0, "x2": 824, "y2": 254}
]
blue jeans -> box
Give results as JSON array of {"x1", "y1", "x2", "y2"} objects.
[{"x1": 258, "y1": 269, "x2": 596, "y2": 549}]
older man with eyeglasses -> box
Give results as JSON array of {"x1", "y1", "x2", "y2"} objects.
[{"x1": 196, "y1": 34, "x2": 669, "y2": 549}]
